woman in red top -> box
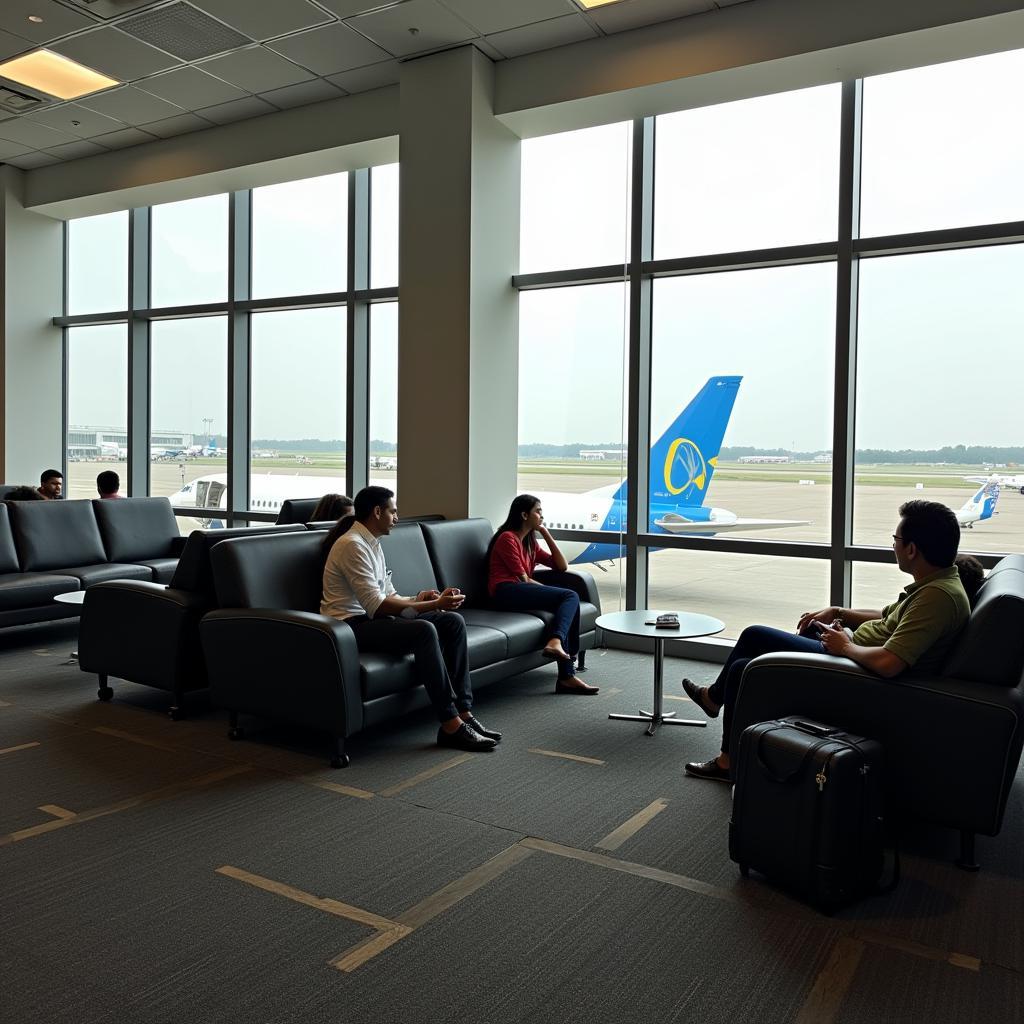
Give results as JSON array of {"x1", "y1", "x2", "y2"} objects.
[{"x1": 486, "y1": 494, "x2": 598, "y2": 695}]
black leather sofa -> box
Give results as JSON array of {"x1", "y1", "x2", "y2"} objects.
[
  {"x1": 77, "y1": 523, "x2": 306, "y2": 718},
  {"x1": 200, "y1": 519, "x2": 600, "y2": 765},
  {"x1": 0, "y1": 497, "x2": 183, "y2": 629},
  {"x1": 731, "y1": 554, "x2": 1024, "y2": 869}
]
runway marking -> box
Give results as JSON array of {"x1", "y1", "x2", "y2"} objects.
[
  {"x1": 0, "y1": 742, "x2": 40, "y2": 756},
  {"x1": 332, "y1": 844, "x2": 535, "y2": 972},
  {"x1": 92, "y1": 726, "x2": 180, "y2": 752},
  {"x1": 528, "y1": 748, "x2": 605, "y2": 766},
  {"x1": 0, "y1": 764, "x2": 251, "y2": 846},
  {"x1": 38, "y1": 804, "x2": 76, "y2": 820},
  {"x1": 596, "y1": 799, "x2": 669, "y2": 851},
  {"x1": 296, "y1": 775, "x2": 375, "y2": 800},
  {"x1": 377, "y1": 754, "x2": 472, "y2": 797},
  {"x1": 796, "y1": 937, "x2": 865, "y2": 1024}
]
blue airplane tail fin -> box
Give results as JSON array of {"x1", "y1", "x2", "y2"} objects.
[{"x1": 611, "y1": 376, "x2": 741, "y2": 505}]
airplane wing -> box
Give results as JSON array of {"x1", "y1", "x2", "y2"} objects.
[{"x1": 654, "y1": 513, "x2": 809, "y2": 535}]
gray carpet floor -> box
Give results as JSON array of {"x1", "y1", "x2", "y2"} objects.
[{"x1": 1, "y1": 621, "x2": 1022, "y2": 1023}]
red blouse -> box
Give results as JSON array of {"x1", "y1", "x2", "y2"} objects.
[{"x1": 487, "y1": 530, "x2": 556, "y2": 596}]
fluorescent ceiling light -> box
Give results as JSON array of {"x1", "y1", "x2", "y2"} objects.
[
  {"x1": 0, "y1": 49, "x2": 119, "y2": 101},
  {"x1": 575, "y1": 0, "x2": 627, "y2": 8}
]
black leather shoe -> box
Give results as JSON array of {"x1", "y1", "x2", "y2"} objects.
[
  {"x1": 437, "y1": 723, "x2": 497, "y2": 752},
  {"x1": 555, "y1": 679, "x2": 600, "y2": 695},
  {"x1": 685, "y1": 758, "x2": 731, "y2": 783},
  {"x1": 682, "y1": 678, "x2": 720, "y2": 719},
  {"x1": 462, "y1": 715, "x2": 501, "y2": 742}
]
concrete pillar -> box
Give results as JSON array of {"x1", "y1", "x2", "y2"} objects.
[
  {"x1": 397, "y1": 46, "x2": 520, "y2": 525},
  {"x1": 0, "y1": 167, "x2": 63, "y2": 484}
]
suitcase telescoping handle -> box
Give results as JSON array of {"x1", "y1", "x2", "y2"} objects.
[{"x1": 792, "y1": 720, "x2": 840, "y2": 737}]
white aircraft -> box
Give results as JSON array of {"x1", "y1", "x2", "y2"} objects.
[
  {"x1": 965, "y1": 472, "x2": 1024, "y2": 495},
  {"x1": 955, "y1": 477, "x2": 1000, "y2": 529},
  {"x1": 370, "y1": 455, "x2": 397, "y2": 470},
  {"x1": 99, "y1": 440, "x2": 127, "y2": 459}
]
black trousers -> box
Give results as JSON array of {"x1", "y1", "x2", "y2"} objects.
[{"x1": 346, "y1": 610, "x2": 473, "y2": 723}]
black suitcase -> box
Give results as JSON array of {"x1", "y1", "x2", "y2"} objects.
[{"x1": 729, "y1": 716, "x2": 886, "y2": 911}]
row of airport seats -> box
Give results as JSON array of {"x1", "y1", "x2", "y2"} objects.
[
  {"x1": 79, "y1": 518, "x2": 601, "y2": 763},
  {"x1": 0, "y1": 496, "x2": 182, "y2": 629},
  {"x1": 731, "y1": 553, "x2": 1024, "y2": 869}
]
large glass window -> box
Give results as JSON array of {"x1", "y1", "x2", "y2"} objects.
[
  {"x1": 149, "y1": 317, "x2": 228, "y2": 528},
  {"x1": 151, "y1": 194, "x2": 229, "y2": 307},
  {"x1": 249, "y1": 308, "x2": 347, "y2": 514},
  {"x1": 519, "y1": 122, "x2": 632, "y2": 273},
  {"x1": 854, "y1": 245, "x2": 1024, "y2": 554},
  {"x1": 371, "y1": 164, "x2": 399, "y2": 289},
  {"x1": 651, "y1": 265, "x2": 835, "y2": 543},
  {"x1": 654, "y1": 85, "x2": 841, "y2": 259},
  {"x1": 67, "y1": 212, "x2": 128, "y2": 315},
  {"x1": 861, "y1": 50, "x2": 1024, "y2": 238},
  {"x1": 369, "y1": 302, "x2": 398, "y2": 480},
  {"x1": 65, "y1": 325, "x2": 127, "y2": 500},
  {"x1": 251, "y1": 173, "x2": 347, "y2": 299}
]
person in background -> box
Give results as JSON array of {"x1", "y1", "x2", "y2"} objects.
[
  {"x1": 37, "y1": 470, "x2": 63, "y2": 500},
  {"x1": 486, "y1": 494, "x2": 598, "y2": 695},
  {"x1": 954, "y1": 553, "x2": 986, "y2": 607},
  {"x1": 7, "y1": 486, "x2": 44, "y2": 501},
  {"x1": 311, "y1": 492, "x2": 353, "y2": 523},
  {"x1": 96, "y1": 470, "x2": 124, "y2": 499}
]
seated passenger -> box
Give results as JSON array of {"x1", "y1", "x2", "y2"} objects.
[
  {"x1": 683, "y1": 500, "x2": 970, "y2": 782},
  {"x1": 7, "y1": 485, "x2": 44, "y2": 501},
  {"x1": 97, "y1": 470, "x2": 123, "y2": 499},
  {"x1": 310, "y1": 492, "x2": 353, "y2": 523},
  {"x1": 321, "y1": 486, "x2": 500, "y2": 753},
  {"x1": 954, "y1": 553, "x2": 985, "y2": 607},
  {"x1": 38, "y1": 469, "x2": 63, "y2": 500},
  {"x1": 487, "y1": 494, "x2": 598, "y2": 695}
]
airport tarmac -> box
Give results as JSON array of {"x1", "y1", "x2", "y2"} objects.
[{"x1": 61, "y1": 460, "x2": 1019, "y2": 639}]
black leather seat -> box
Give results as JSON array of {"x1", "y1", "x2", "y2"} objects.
[
  {"x1": 92, "y1": 497, "x2": 184, "y2": 583},
  {"x1": 276, "y1": 498, "x2": 320, "y2": 525}
]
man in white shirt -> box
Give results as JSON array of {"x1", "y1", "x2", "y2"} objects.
[{"x1": 322, "y1": 486, "x2": 500, "y2": 752}]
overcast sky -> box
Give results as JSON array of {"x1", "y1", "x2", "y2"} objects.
[{"x1": 66, "y1": 49, "x2": 1024, "y2": 451}]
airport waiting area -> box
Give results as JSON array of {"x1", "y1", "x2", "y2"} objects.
[{"x1": 3, "y1": 1, "x2": 1024, "y2": 1022}]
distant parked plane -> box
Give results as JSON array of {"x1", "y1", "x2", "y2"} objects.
[{"x1": 955, "y1": 477, "x2": 1000, "y2": 529}]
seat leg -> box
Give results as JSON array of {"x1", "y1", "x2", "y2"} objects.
[
  {"x1": 577, "y1": 650, "x2": 587, "y2": 671},
  {"x1": 97, "y1": 673, "x2": 113, "y2": 702},
  {"x1": 227, "y1": 711, "x2": 244, "y2": 741},
  {"x1": 955, "y1": 830, "x2": 980, "y2": 872},
  {"x1": 330, "y1": 736, "x2": 350, "y2": 769},
  {"x1": 168, "y1": 686, "x2": 185, "y2": 721}
]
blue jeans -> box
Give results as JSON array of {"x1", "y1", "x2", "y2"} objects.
[
  {"x1": 707, "y1": 625, "x2": 824, "y2": 753},
  {"x1": 492, "y1": 582, "x2": 581, "y2": 679}
]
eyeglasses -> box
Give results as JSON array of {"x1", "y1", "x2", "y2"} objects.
[{"x1": 892, "y1": 533, "x2": 904, "y2": 544}]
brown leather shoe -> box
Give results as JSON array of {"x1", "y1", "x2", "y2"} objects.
[
  {"x1": 682, "y1": 678, "x2": 720, "y2": 719},
  {"x1": 555, "y1": 678, "x2": 599, "y2": 695}
]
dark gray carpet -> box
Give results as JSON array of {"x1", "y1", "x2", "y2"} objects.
[{"x1": 0, "y1": 619, "x2": 1021, "y2": 1023}]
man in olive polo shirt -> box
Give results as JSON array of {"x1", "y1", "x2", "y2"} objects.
[{"x1": 682, "y1": 499, "x2": 971, "y2": 782}]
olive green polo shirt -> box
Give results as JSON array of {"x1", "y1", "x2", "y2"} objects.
[{"x1": 851, "y1": 565, "x2": 970, "y2": 674}]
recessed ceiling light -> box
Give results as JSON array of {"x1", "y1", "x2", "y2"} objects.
[
  {"x1": 0, "y1": 49, "x2": 119, "y2": 101},
  {"x1": 28, "y1": 15, "x2": 45, "y2": 24},
  {"x1": 574, "y1": 0, "x2": 626, "y2": 8}
]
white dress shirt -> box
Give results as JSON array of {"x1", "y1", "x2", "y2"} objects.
[{"x1": 321, "y1": 520, "x2": 397, "y2": 620}]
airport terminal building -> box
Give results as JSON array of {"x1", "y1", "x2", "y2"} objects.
[{"x1": 1, "y1": 2, "x2": 1023, "y2": 1021}]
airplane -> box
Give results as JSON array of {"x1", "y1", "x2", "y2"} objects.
[
  {"x1": 534, "y1": 375, "x2": 808, "y2": 564},
  {"x1": 170, "y1": 376, "x2": 808, "y2": 552},
  {"x1": 964, "y1": 472, "x2": 1024, "y2": 495},
  {"x1": 370, "y1": 455, "x2": 397, "y2": 470},
  {"x1": 954, "y1": 476, "x2": 1000, "y2": 529},
  {"x1": 99, "y1": 440, "x2": 127, "y2": 459}
]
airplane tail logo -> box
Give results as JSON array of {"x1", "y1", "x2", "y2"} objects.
[
  {"x1": 959, "y1": 478, "x2": 1000, "y2": 525},
  {"x1": 648, "y1": 376, "x2": 742, "y2": 505}
]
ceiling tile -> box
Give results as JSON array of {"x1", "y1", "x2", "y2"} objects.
[
  {"x1": 440, "y1": 0, "x2": 573, "y2": 36},
  {"x1": 198, "y1": 46, "x2": 315, "y2": 93},
  {"x1": 485, "y1": 14, "x2": 597, "y2": 58},
  {"x1": 117, "y1": 3, "x2": 252, "y2": 62},
  {"x1": 92, "y1": 126, "x2": 158, "y2": 149},
  {"x1": 78, "y1": 86, "x2": 185, "y2": 125},
  {"x1": 140, "y1": 111, "x2": 214, "y2": 138},
  {"x1": 259, "y1": 79, "x2": 344, "y2": 110},
  {"x1": 44, "y1": 138, "x2": 108, "y2": 160},
  {"x1": 0, "y1": 136, "x2": 31, "y2": 160},
  {"x1": 348, "y1": 0, "x2": 477, "y2": 58},
  {"x1": 53, "y1": 27, "x2": 182, "y2": 82},
  {"x1": 190, "y1": 0, "x2": 333, "y2": 41},
  {"x1": 315, "y1": 1, "x2": 390, "y2": 17},
  {"x1": 0, "y1": 117, "x2": 77, "y2": 148},
  {"x1": 326, "y1": 61, "x2": 400, "y2": 95},
  {"x1": 0, "y1": 28, "x2": 33, "y2": 61},
  {"x1": 267, "y1": 22, "x2": 391, "y2": 76},
  {"x1": 137, "y1": 65, "x2": 247, "y2": 108},
  {"x1": 196, "y1": 95, "x2": 276, "y2": 124},
  {"x1": 4, "y1": 149, "x2": 60, "y2": 169},
  {"x1": 0, "y1": 1, "x2": 95, "y2": 46},
  {"x1": 585, "y1": 0, "x2": 715, "y2": 34},
  {"x1": 26, "y1": 102, "x2": 126, "y2": 138}
]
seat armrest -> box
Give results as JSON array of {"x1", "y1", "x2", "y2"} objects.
[
  {"x1": 533, "y1": 567, "x2": 601, "y2": 608},
  {"x1": 170, "y1": 535, "x2": 189, "y2": 557},
  {"x1": 200, "y1": 609, "x2": 364, "y2": 738}
]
